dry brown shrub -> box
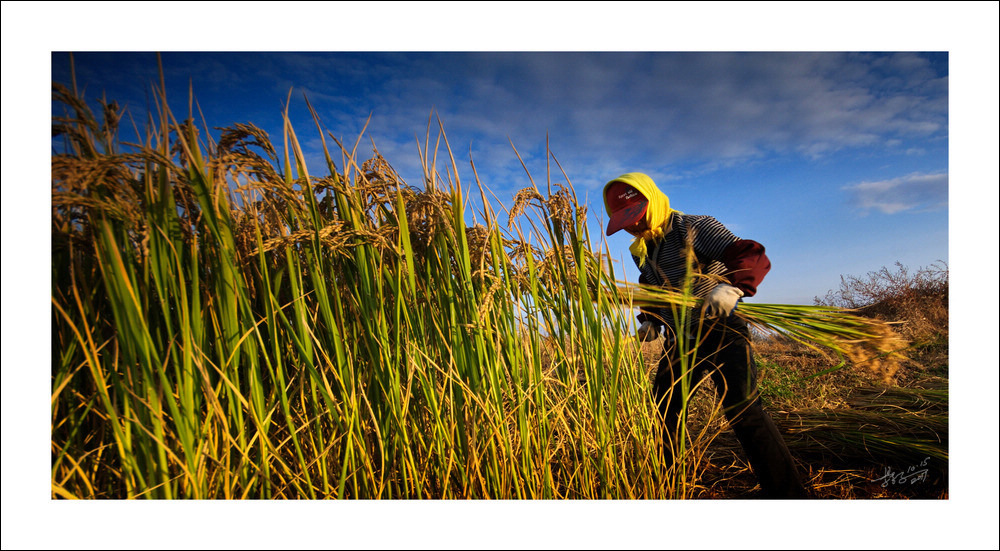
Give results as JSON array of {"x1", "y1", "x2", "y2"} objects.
[{"x1": 815, "y1": 261, "x2": 948, "y2": 379}]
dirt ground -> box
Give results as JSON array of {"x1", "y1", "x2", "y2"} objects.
[{"x1": 638, "y1": 335, "x2": 949, "y2": 500}]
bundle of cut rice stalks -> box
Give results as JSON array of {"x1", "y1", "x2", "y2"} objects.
[{"x1": 618, "y1": 282, "x2": 910, "y2": 383}]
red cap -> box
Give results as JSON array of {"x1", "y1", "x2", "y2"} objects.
[{"x1": 605, "y1": 181, "x2": 648, "y2": 235}]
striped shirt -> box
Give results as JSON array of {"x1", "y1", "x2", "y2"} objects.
[{"x1": 634, "y1": 212, "x2": 769, "y2": 327}]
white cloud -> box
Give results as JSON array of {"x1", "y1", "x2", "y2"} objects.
[
  {"x1": 53, "y1": 51, "x2": 950, "y2": 200},
  {"x1": 264, "y1": 52, "x2": 949, "y2": 169},
  {"x1": 844, "y1": 171, "x2": 949, "y2": 214}
]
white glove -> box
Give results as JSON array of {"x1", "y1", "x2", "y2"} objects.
[
  {"x1": 703, "y1": 284, "x2": 744, "y2": 318},
  {"x1": 636, "y1": 321, "x2": 660, "y2": 342}
]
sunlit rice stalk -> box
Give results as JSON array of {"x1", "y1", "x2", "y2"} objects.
[{"x1": 622, "y1": 283, "x2": 910, "y2": 383}]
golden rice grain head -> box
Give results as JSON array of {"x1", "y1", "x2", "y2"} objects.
[
  {"x1": 510, "y1": 188, "x2": 544, "y2": 225},
  {"x1": 545, "y1": 186, "x2": 574, "y2": 225}
]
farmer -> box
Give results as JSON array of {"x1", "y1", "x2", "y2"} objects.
[{"x1": 604, "y1": 172, "x2": 810, "y2": 498}]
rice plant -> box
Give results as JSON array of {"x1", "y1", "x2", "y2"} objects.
[
  {"x1": 624, "y1": 283, "x2": 910, "y2": 383},
  {"x1": 51, "y1": 64, "x2": 682, "y2": 499},
  {"x1": 50, "y1": 60, "x2": 917, "y2": 500}
]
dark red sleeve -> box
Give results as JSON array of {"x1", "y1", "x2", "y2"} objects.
[{"x1": 721, "y1": 239, "x2": 771, "y2": 297}]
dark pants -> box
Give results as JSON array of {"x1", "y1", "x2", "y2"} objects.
[{"x1": 653, "y1": 315, "x2": 809, "y2": 498}]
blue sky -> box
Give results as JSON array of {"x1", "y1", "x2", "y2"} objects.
[
  {"x1": 51, "y1": 50, "x2": 949, "y2": 304},
  {"x1": 5, "y1": 2, "x2": 1000, "y2": 548}
]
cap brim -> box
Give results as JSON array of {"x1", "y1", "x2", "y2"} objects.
[{"x1": 606, "y1": 201, "x2": 647, "y2": 235}]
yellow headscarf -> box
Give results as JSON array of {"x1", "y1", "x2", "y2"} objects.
[{"x1": 603, "y1": 172, "x2": 675, "y2": 267}]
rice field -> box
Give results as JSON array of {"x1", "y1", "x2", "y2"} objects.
[{"x1": 50, "y1": 64, "x2": 942, "y2": 500}]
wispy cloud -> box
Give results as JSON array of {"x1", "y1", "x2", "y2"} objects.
[
  {"x1": 53, "y1": 51, "x2": 950, "y2": 199},
  {"x1": 843, "y1": 171, "x2": 948, "y2": 214},
  {"x1": 257, "y1": 51, "x2": 948, "y2": 195}
]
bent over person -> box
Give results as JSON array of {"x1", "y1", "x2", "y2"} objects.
[{"x1": 604, "y1": 172, "x2": 809, "y2": 499}]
